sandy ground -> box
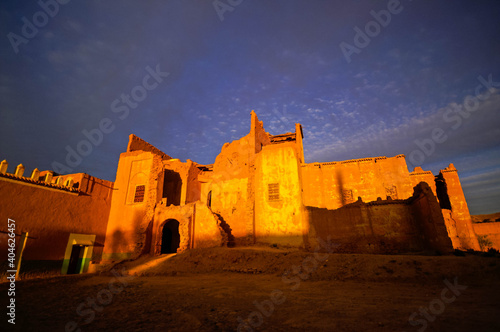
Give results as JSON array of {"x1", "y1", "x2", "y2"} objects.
[{"x1": 2, "y1": 246, "x2": 500, "y2": 331}]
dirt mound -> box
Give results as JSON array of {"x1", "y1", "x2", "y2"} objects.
[
  {"x1": 5, "y1": 246, "x2": 500, "y2": 331},
  {"x1": 114, "y1": 245, "x2": 500, "y2": 285}
]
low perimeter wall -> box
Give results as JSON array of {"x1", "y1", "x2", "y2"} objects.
[
  {"x1": 473, "y1": 222, "x2": 500, "y2": 251},
  {"x1": 307, "y1": 182, "x2": 453, "y2": 254}
]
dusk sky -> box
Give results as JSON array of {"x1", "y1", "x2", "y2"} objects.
[{"x1": 1, "y1": 0, "x2": 499, "y2": 214}]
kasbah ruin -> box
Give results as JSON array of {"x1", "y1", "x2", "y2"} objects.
[{"x1": 1, "y1": 111, "x2": 499, "y2": 276}]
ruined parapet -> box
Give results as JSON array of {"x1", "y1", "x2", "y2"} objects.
[
  {"x1": 127, "y1": 134, "x2": 172, "y2": 160},
  {"x1": 269, "y1": 132, "x2": 296, "y2": 144},
  {"x1": 250, "y1": 110, "x2": 271, "y2": 153}
]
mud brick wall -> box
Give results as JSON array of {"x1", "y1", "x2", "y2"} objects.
[
  {"x1": 307, "y1": 183, "x2": 453, "y2": 254},
  {"x1": 0, "y1": 174, "x2": 112, "y2": 261}
]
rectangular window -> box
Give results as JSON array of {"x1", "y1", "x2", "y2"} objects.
[
  {"x1": 134, "y1": 185, "x2": 145, "y2": 203},
  {"x1": 268, "y1": 183, "x2": 280, "y2": 201}
]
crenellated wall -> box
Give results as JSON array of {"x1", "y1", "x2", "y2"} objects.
[
  {"x1": 409, "y1": 167, "x2": 437, "y2": 193},
  {"x1": 301, "y1": 154, "x2": 414, "y2": 210},
  {"x1": 0, "y1": 160, "x2": 112, "y2": 266},
  {"x1": 0, "y1": 160, "x2": 81, "y2": 192}
]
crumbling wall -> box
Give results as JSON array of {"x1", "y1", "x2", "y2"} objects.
[
  {"x1": 186, "y1": 161, "x2": 202, "y2": 204},
  {"x1": 307, "y1": 200, "x2": 420, "y2": 254},
  {"x1": 127, "y1": 134, "x2": 172, "y2": 160},
  {"x1": 306, "y1": 182, "x2": 453, "y2": 254},
  {"x1": 250, "y1": 110, "x2": 271, "y2": 154},
  {"x1": 211, "y1": 128, "x2": 252, "y2": 244}
]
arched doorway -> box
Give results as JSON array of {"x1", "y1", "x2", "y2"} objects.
[{"x1": 161, "y1": 219, "x2": 180, "y2": 254}]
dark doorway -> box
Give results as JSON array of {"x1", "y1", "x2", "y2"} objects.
[
  {"x1": 67, "y1": 245, "x2": 84, "y2": 274},
  {"x1": 162, "y1": 170, "x2": 182, "y2": 206},
  {"x1": 161, "y1": 219, "x2": 180, "y2": 254}
]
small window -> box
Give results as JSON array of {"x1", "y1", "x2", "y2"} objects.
[
  {"x1": 268, "y1": 183, "x2": 280, "y2": 201},
  {"x1": 134, "y1": 185, "x2": 145, "y2": 203}
]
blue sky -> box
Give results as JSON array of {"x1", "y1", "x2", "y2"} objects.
[{"x1": 1, "y1": 0, "x2": 499, "y2": 214}]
